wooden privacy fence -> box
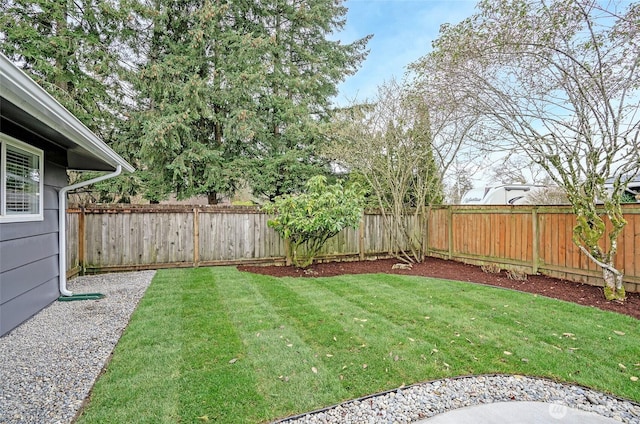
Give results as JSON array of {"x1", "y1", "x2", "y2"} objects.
[
  {"x1": 65, "y1": 204, "x2": 404, "y2": 276},
  {"x1": 66, "y1": 204, "x2": 640, "y2": 293},
  {"x1": 427, "y1": 204, "x2": 640, "y2": 293}
]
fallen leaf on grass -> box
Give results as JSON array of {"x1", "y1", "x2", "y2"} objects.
[
  {"x1": 431, "y1": 348, "x2": 439, "y2": 354},
  {"x1": 197, "y1": 416, "x2": 209, "y2": 422},
  {"x1": 312, "y1": 367, "x2": 318, "y2": 374},
  {"x1": 631, "y1": 376, "x2": 638, "y2": 382},
  {"x1": 443, "y1": 362, "x2": 450, "y2": 368},
  {"x1": 354, "y1": 318, "x2": 368, "y2": 322},
  {"x1": 619, "y1": 363, "x2": 627, "y2": 370},
  {"x1": 503, "y1": 351, "x2": 512, "y2": 355},
  {"x1": 613, "y1": 330, "x2": 625, "y2": 336},
  {"x1": 326, "y1": 354, "x2": 333, "y2": 357},
  {"x1": 408, "y1": 337, "x2": 415, "y2": 342},
  {"x1": 229, "y1": 358, "x2": 238, "y2": 364},
  {"x1": 562, "y1": 333, "x2": 575, "y2": 338},
  {"x1": 362, "y1": 364, "x2": 368, "y2": 369},
  {"x1": 286, "y1": 344, "x2": 293, "y2": 347}
]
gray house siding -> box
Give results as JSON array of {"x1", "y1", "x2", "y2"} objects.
[
  {"x1": 1, "y1": 53, "x2": 133, "y2": 336},
  {"x1": 0, "y1": 158, "x2": 67, "y2": 336}
]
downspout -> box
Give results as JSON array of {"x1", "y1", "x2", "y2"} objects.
[{"x1": 58, "y1": 165, "x2": 122, "y2": 296}]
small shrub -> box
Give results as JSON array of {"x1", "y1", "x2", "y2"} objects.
[
  {"x1": 481, "y1": 264, "x2": 501, "y2": 274},
  {"x1": 263, "y1": 176, "x2": 365, "y2": 268},
  {"x1": 506, "y1": 269, "x2": 528, "y2": 281}
]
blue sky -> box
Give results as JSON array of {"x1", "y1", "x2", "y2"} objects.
[{"x1": 335, "y1": 0, "x2": 478, "y2": 105}]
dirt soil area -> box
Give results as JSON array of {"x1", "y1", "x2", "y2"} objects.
[{"x1": 238, "y1": 257, "x2": 639, "y2": 320}]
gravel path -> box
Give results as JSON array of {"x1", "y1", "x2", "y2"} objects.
[
  {"x1": 1, "y1": 270, "x2": 638, "y2": 424},
  {"x1": 0, "y1": 271, "x2": 154, "y2": 424},
  {"x1": 276, "y1": 375, "x2": 640, "y2": 423}
]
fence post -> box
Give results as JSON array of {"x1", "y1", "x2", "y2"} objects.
[
  {"x1": 193, "y1": 207, "x2": 200, "y2": 267},
  {"x1": 422, "y1": 208, "x2": 429, "y2": 259},
  {"x1": 532, "y1": 207, "x2": 539, "y2": 274},
  {"x1": 359, "y1": 215, "x2": 365, "y2": 261},
  {"x1": 447, "y1": 206, "x2": 453, "y2": 260},
  {"x1": 78, "y1": 206, "x2": 86, "y2": 274}
]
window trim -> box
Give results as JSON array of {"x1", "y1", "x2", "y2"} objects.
[{"x1": 0, "y1": 133, "x2": 44, "y2": 223}]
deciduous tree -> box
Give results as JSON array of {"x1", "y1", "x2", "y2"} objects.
[
  {"x1": 417, "y1": 0, "x2": 640, "y2": 299},
  {"x1": 327, "y1": 79, "x2": 452, "y2": 263}
]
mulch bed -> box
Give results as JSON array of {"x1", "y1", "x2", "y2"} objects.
[{"x1": 238, "y1": 257, "x2": 640, "y2": 320}]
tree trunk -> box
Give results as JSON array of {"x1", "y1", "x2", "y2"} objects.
[
  {"x1": 207, "y1": 192, "x2": 218, "y2": 205},
  {"x1": 603, "y1": 267, "x2": 626, "y2": 301}
]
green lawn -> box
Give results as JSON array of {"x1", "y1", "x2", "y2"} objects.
[{"x1": 77, "y1": 267, "x2": 640, "y2": 423}]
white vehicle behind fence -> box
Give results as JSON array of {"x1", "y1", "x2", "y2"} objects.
[{"x1": 460, "y1": 185, "x2": 544, "y2": 205}]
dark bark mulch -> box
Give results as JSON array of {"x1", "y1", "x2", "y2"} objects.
[{"x1": 238, "y1": 257, "x2": 639, "y2": 320}]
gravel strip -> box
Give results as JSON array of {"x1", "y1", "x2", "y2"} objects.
[
  {"x1": 2, "y1": 271, "x2": 638, "y2": 424},
  {"x1": 277, "y1": 375, "x2": 640, "y2": 424},
  {"x1": 0, "y1": 271, "x2": 154, "y2": 424}
]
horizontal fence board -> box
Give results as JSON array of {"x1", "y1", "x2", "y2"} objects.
[{"x1": 65, "y1": 204, "x2": 640, "y2": 293}]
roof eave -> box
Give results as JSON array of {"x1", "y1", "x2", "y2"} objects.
[{"x1": 0, "y1": 53, "x2": 134, "y2": 173}]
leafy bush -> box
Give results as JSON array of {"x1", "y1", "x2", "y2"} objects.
[{"x1": 263, "y1": 176, "x2": 364, "y2": 268}]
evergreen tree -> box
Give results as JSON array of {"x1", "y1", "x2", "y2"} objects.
[
  {"x1": 128, "y1": 0, "x2": 369, "y2": 203},
  {"x1": 243, "y1": 0, "x2": 370, "y2": 200},
  {"x1": 2, "y1": 0, "x2": 370, "y2": 204},
  {"x1": 0, "y1": 0, "x2": 131, "y2": 139}
]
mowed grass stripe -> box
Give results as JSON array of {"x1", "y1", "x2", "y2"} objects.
[
  {"x1": 255, "y1": 275, "x2": 488, "y2": 394},
  {"x1": 300, "y1": 275, "x2": 640, "y2": 400},
  {"x1": 77, "y1": 269, "x2": 184, "y2": 423},
  {"x1": 176, "y1": 267, "x2": 269, "y2": 424},
  {"x1": 212, "y1": 269, "x2": 349, "y2": 419},
  {"x1": 307, "y1": 274, "x2": 525, "y2": 378},
  {"x1": 317, "y1": 273, "x2": 640, "y2": 397}
]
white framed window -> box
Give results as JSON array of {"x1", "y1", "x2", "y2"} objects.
[{"x1": 0, "y1": 133, "x2": 44, "y2": 222}]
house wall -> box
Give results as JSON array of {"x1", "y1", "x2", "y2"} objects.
[{"x1": 0, "y1": 156, "x2": 67, "y2": 336}]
